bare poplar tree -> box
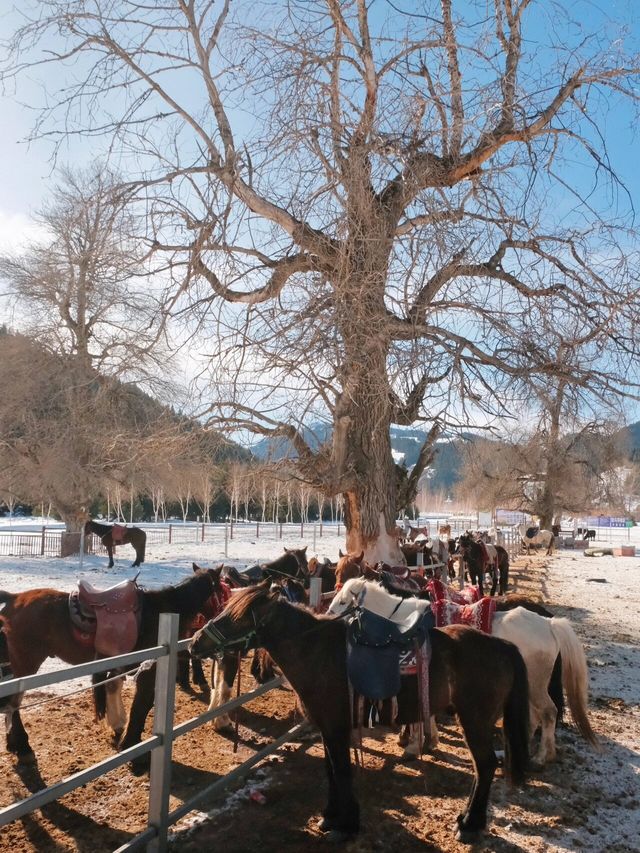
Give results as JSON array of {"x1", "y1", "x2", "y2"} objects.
[
  {"x1": 0, "y1": 167, "x2": 175, "y2": 528},
  {"x1": 4, "y1": 2, "x2": 640, "y2": 558}
]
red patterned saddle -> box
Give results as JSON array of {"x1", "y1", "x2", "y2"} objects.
[
  {"x1": 427, "y1": 578, "x2": 480, "y2": 605},
  {"x1": 431, "y1": 597, "x2": 497, "y2": 634}
]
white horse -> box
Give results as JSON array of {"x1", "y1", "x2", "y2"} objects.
[
  {"x1": 330, "y1": 578, "x2": 596, "y2": 764},
  {"x1": 518, "y1": 524, "x2": 555, "y2": 555}
]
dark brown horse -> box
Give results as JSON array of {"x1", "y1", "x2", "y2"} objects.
[
  {"x1": 0, "y1": 568, "x2": 224, "y2": 767},
  {"x1": 190, "y1": 583, "x2": 529, "y2": 844},
  {"x1": 85, "y1": 519, "x2": 146, "y2": 568}
]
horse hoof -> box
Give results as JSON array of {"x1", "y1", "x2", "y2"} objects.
[
  {"x1": 130, "y1": 757, "x2": 150, "y2": 776},
  {"x1": 456, "y1": 827, "x2": 482, "y2": 845},
  {"x1": 324, "y1": 830, "x2": 353, "y2": 843}
]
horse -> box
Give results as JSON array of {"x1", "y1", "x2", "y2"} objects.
[
  {"x1": 190, "y1": 582, "x2": 530, "y2": 844},
  {"x1": 456, "y1": 532, "x2": 496, "y2": 596},
  {"x1": 406, "y1": 524, "x2": 429, "y2": 542},
  {"x1": 0, "y1": 567, "x2": 225, "y2": 767},
  {"x1": 84, "y1": 519, "x2": 146, "y2": 568},
  {"x1": 438, "y1": 523, "x2": 452, "y2": 538},
  {"x1": 333, "y1": 551, "x2": 366, "y2": 590},
  {"x1": 330, "y1": 579, "x2": 596, "y2": 767},
  {"x1": 259, "y1": 546, "x2": 310, "y2": 587},
  {"x1": 517, "y1": 524, "x2": 555, "y2": 555},
  {"x1": 205, "y1": 556, "x2": 308, "y2": 729}
]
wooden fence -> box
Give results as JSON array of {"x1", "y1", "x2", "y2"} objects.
[{"x1": 0, "y1": 521, "x2": 344, "y2": 559}]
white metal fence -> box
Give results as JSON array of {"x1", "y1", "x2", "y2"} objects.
[{"x1": 0, "y1": 615, "x2": 306, "y2": 852}]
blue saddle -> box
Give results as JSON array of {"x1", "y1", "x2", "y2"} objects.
[{"x1": 346, "y1": 608, "x2": 433, "y2": 701}]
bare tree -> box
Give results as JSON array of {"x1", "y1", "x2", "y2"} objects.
[
  {"x1": 4, "y1": 2, "x2": 640, "y2": 557},
  {"x1": 0, "y1": 165, "x2": 167, "y2": 386}
]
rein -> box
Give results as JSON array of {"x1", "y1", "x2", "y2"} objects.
[{"x1": 200, "y1": 599, "x2": 358, "y2": 655}]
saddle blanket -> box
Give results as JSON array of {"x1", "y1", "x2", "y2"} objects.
[
  {"x1": 431, "y1": 597, "x2": 497, "y2": 634},
  {"x1": 427, "y1": 578, "x2": 480, "y2": 605}
]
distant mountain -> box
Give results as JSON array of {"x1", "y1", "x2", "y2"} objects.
[
  {"x1": 250, "y1": 422, "x2": 485, "y2": 490},
  {"x1": 616, "y1": 421, "x2": 640, "y2": 461}
]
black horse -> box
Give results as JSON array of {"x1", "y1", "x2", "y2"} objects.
[
  {"x1": 85, "y1": 519, "x2": 146, "y2": 568},
  {"x1": 190, "y1": 583, "x2": 530, "y2": 844}
]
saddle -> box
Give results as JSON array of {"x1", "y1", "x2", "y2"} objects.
[
  {"x1": 526, "y1": 526, "x2": 539, "y2": 539},
  {"x1": 70, "y1": 578, "x2": 141, "y2": 657},
  {"x1": 431, "y1": 597, "x2": 497, "y2": 634},
  {"x1": 346, "y1": 607, "x2": 433, "y2": 701},
  {"x1": 111, "y1": 524, "x2": 127, "y2": 544},
  {"x1": 379, "y1": 570, "x2": 428, "y2": 599}
]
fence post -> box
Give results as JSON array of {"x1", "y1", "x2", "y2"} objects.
[
  {"x1": 230, "y1": 520, "x2": 234, "y2": 540},
  {"x1": 309, "y1": 577, "x2": 322, "y2": 611},
  {"x1": 147, "y1": 612, "x2": 179, "y2": 853},
  {"x1": 168, "y1": 524, "x2": 172, "y2": 545},
  {"x1": 279, "y1": 521, "x2": 283, "y2": 540},
  {"x1": 256, "y1": 522, "x2": 260, "y2": 539},
  {"x1": 201, "y1": 522, "x2": 205, "y2": 542},
  {"x1": 224, "y1": 522, "x2": 229, "y2": 558},
  {"x1": 40, "y1": 526, "x2": 46, "y2": 556},
  {"x1": 300, "y1": 521, "x2": 304, "y2": 539},
  {"x1": 320, "y1": 521, "x2": 323, "y2": 538},
  {"x1": 313, "y1": 523, "x2": 317, "y2": 552}
]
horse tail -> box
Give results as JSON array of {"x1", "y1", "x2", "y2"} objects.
[
  {"x1": 549, "y1": 618, "x2": 598, "y2": 746},
  {"x1": 92, "y1": 672, "x2": 107, "y2": 721},
  {"x1": 502, "y1": 642, "x2": 530, "y2": 786}
]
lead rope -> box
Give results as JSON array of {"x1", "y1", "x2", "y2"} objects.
[{"x1": 233, "y1": 650, "x2": 242, "y2": 754}]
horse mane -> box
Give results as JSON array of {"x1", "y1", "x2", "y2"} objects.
[
  {"x1": 142, "y1": 570, "x2": 214, "y2": 614},
  {"x1": 223, "y1": 583, "x2": 277, "y2": 620}
]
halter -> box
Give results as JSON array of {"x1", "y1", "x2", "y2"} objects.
[
  {"x1": 263, "y1": 550, "x2": 309, "y2": 584},
  {"x1": 199, "y1": 608, "x2": 263, "y2": 655}
]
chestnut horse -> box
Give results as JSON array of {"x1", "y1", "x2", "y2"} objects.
[
  {"x1": 0, "y1": 567, "x2": 224, "y2": 767},
  {"x1": 190, "y1": 582, "x2": 530, "y2": 844},
  {"x1": 85, "y1": 519, "x2": 146, "y2": 568}
]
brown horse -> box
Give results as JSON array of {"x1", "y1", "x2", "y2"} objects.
[
  {"x1": 0, "y1": 567, "x2": 224, "y2": 768},
  {"x1": 334, "y1": 551, "x2": 366, "y2": 589},
  {"x1": 190, "y1": 583, "x2": 529, "y2": 844},
  {"x1": 85, "y1": 519, "x2": 146, "y2": 568}
]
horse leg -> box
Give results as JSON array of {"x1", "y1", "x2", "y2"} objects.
[
  {"x1": 6, "y1": 706, "x2": 36, "y2": 764},
  {"x1": 106, "y1": 542, "x2": 114, "y2": 569},
  {"x1": 176, "y1": 650, "x2": 191, "y2": 690},
  {"x1": 209, "y1": 654, "x2": 237, "y2": 730},
  {"x1": 119, "y1": 664, "x2": 157, "y2": 772},
  {"x1": 454, "y1": 713, "x2": 498, "y2": 843},
  {"x1": 191, "y1": 656, "x2": 208, "y2": 689},
  {"x1": 489, "y1": 564, "x2": 498, "y2": 596},
  {"x1": 318, "y1": 731, "x2": 360, "y2": 840},
  {"x1": 105, "y1": 674, "x2": 126, "y2": 741},
  {"x1": 499, "y1": 558, "x2": 509, "y2": 596}
]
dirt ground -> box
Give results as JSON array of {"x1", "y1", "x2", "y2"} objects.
[{"x1": 1, "y1": 553, "x2": 638, "y2": 853}]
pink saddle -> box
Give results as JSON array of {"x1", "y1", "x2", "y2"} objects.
[
  {"x1": 111, "y1": 524, "x2": 127, "y2": 544},
  {"x1": 427, "y1": 578, "x2": 480, "y2": 605},
  {"x1": 76, "y1": 578, "x2": 141, "y2": 656}
]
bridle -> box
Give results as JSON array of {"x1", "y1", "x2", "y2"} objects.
[{"x1": 199, "y1": 607, "x2": 264, "y2": 655}]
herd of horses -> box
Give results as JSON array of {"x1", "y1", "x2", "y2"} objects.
[{"x1": 0, "y1": 519, "x2": 598, "y2": 845}]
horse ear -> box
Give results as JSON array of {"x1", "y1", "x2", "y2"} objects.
[
  {"x1": 192, "y1": 562, "x2": 201, "y2": 573},
  {"x1": 339, "y1": 549, "x2": 344, "y2": 558},
  {"x1": 302, "y1": 546, "x2": 307, "y2": 554},
  {"x1": 211, "y1": 565, "x2": 223, "y2": 582}
]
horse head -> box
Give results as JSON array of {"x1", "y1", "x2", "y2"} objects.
[{"x1": 335, "y1": 551, "x2": 365, "y2": 589}]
